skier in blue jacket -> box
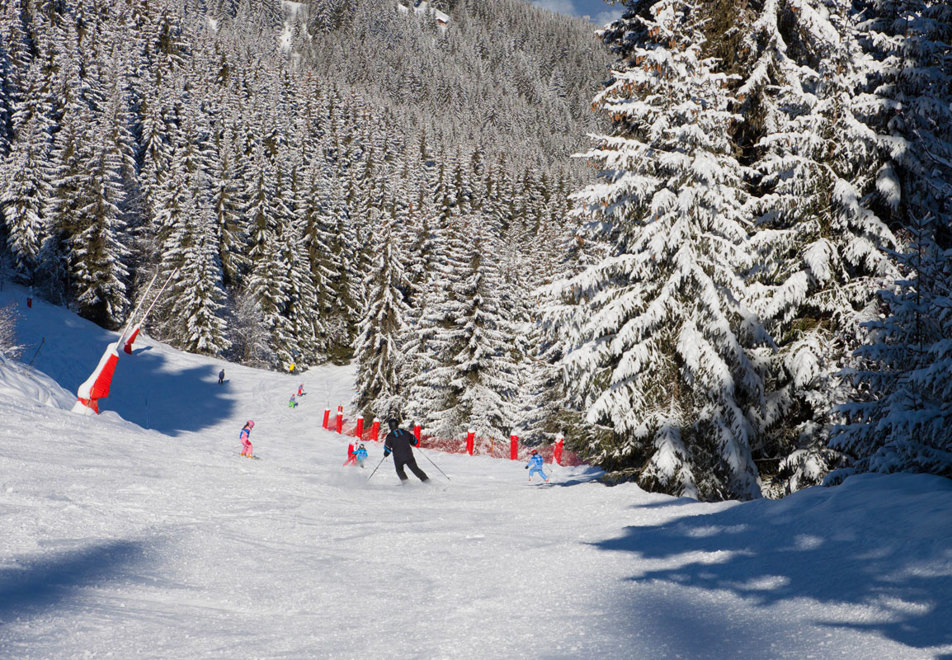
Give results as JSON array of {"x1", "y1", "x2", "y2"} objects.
[
  {"x1": 354, "y1": 443, "x2": 368, "y2": 468},
  {"x1": 525, "y1": 450, "x2": 549, "y2": 483}
]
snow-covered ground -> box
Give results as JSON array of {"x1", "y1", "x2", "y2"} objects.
[
  {"x1": 279, "y1": 0, "x2": 308, "y2": 65},
  {"x1": 1, "y1": 284, "x2": 950, "y2": 658}
]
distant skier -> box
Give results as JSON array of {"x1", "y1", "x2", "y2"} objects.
[
  {"x1": 218, "y1": 368, "x2": 225, "y2": 385},
  {"x1": 525, "y1": 449, "x2": 549, "y2": 483},
  {"x1": 240, "y1": 420, "x2": 255, "y2": 457},
  {"x1": 343, "y1": 442, "x2": 357, "y2": 466},
  {"x1": 289, "y1": 394, "x2": 298, "y2": 408},
  {"x1": 383, "y1": 418, "x2": 428, "y2": 482},
  {"x1": 297, "y1": 384, "x2": 305, "y2": 396},
  {"x1": 354, "y1": 443, "x2": 368, "y2": 468}
]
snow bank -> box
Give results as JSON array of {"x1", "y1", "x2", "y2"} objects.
[{"x1": 0, "y1": 354, "x2": 74, "y2": 410}]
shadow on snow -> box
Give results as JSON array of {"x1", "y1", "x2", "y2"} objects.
[
  {"x1": 6, "y1": 289, "x2": 235, "y2": 436},
  {"x1": 0, "y1": 539, "x2": 150, "y2": 626},
  {"x1": 106, "y1": 349, "x2": 235, "y2": 436},
  {"x1": 591, "y1": 487, "x2": 952, "y2": 652}
]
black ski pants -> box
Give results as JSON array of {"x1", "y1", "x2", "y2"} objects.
[{"x1": 394, "y1": 454, "x2": 428, "y2": 482}]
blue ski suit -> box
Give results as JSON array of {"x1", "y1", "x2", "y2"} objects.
[{"x1": 526, "y1": 453, "x2": 548, "y2": 481}]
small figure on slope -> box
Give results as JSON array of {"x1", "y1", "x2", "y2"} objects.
[
  {"x1": 343, "y1": 442, "x2": 357, "y2": 466},
  {"x1": 240, "y1": 420, "x2": 255, "y2": 457},
  {"x1": 384, "y1": 418, "x2": 428, "y2": 483},
  {"x1": 525, "y1": 449, "x2": 549, "y2": 483},
  {"x1": 218, "y1": 368, "x2": 225, "y2": 385},
  {"x1": 288, "y1": 394, "x2": 298, "y2": 408},
  {"x1": 354, "y1": 443, "x2": 368, "y2": 468},
  {"x1": 297, "y1": 384, "x2": 306, "y2": 396}
]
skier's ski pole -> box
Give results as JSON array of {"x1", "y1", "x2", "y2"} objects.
[
  {"x1": 367, "y1": 453, "x2": 389, "y2": 481},
  {"x1": 415, "y1": 446, "x2": 450, "y2": 481}
]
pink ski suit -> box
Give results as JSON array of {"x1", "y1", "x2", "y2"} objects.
[{"x1": 240, "y1": 425, "x2": 253, "y2": 456}]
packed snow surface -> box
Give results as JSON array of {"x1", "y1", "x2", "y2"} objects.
[{"x1": 1, "y1": 285, "x2": 950, "y2": 658}]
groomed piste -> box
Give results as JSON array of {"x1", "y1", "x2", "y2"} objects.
[{"x1": 1, "y1": 284, "x2": 950, "y2": 659}]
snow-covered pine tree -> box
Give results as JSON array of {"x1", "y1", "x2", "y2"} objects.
[
  {"x1": 163, "y1": 190, "x2": 231, "y2": 355},
  {"x1": 400, "y1": 201, "x2": 456, "y2": 433},
  {"x1": 2, "y1": 25, "x2": 64, "y2": 282},
  {"x1": 309, "y1": 0, "x2": 357, "y2": 33},
  {"x1": 0, "y1": 37, "x2": 14, "y2": 157},
  {"x1": 68, "y1": 111, "x2": 130, "y2": 328},
  {"x1": 852, "y1": 0, "x2": 952, "y2": 228},
  {"x1": 1, "y1": 109, "x2": 48, "y2": 282},
  {"x1": 426, "y1": 212, "x2": 519, "y2": 442},
  {"x1": 1, "y1": 0, "x2": 32, "y2": 89},
  {"x1": 353, "y1": 218, "x2": 410, "y2": 418},
  {"x1": 208, "y1": 126, "x2": 247, "y2": 288},
  {"x1": 563, "y1": 0, "x2": 768, "y2": 500},
  {"x1": 278, "y1": 157, "x2": 323, "y2": 367},
  {"x1": 322, "y1": 167, "x2": 360, "y2": 361},
  {"x1": 403, "y1": 172, "x2": 438, "y2": 313},
  {"x1": 244, "y1": 145, "x2": 296, "y2": 369},
  {"x1": 486, "y1": 166, "x2": 544, "y2": 443},
  {"x1": 39, "y1": 99, "x2": 81, "y2": 303},
  {"x1": 347, "y1": 121, "x2": 391, "y2": 316},
  {"x1": 0, "y1": 298, "x2": 21, "y2": 357},
  {"x1": 831, "y1": 214, "x2": 952, "y2": 479},
  {"x1": 533, "y1": 211, "x2": 614, "y2": 447},
  {"x1": 736, "y1": 0, "x2": 897, "y2": 494},
  {"x1": 230, "y1": 282, "x2": 273, "y2": 368},
  {"x1": 99, "y1": 45, "x2": 141, "y2": 233},
  {"x1": 832, "y1": 0, "x2": 952, "y2": 480},
  {"x1": 299, "y1": 144, "x2": 344, "y2": 350}
]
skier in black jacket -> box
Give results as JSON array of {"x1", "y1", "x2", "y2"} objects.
[{"x1": 383, "y1": 418, "x2": 429, "y2": 482}]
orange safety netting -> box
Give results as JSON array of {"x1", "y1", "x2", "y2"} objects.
[{"x1": 337, "y1": 418, "x2": 582, "y2": 465}]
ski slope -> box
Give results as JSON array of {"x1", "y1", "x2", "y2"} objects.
[{"x1": 1, "y1": 285, "x2": 951, "y2": 659}]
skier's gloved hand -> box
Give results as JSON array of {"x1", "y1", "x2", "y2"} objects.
[
  {"x1": 524, "y1": 465, "x2": 528, "y2": 469},
  {"x1": 384, "y1": 449, "x2": 390, "y2": 457}
]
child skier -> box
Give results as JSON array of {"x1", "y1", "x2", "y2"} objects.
[
  {"x1": 289, "y1": 394, "x2": 298, "y2": 408},
  {"x1": 525, "y1": 449, "x2": 549, "y2": 483},
  {"x1": 297, "y1": 384, "x2": 305, "y2": 396},
  {"x1": 240, "y1": 420, "x2": 255, "y2": 457},
  {"x1": 354, "y1": 443, "x2": 368, "y2": 468}
]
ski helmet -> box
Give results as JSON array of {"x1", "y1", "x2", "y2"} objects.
[
  {"x1": 247, "y1": 420, "x2": 255, "y2": 429},
  {"x1": 387, "y1": 418, "x2": 400, "y2": 431},
  {"x1": 531, "y1": 449, "x2": 538, "y2": 454}
]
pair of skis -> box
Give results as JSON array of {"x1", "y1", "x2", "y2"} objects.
[{"x1": 366, "y1": 446, "x2": 450, "y2": 482}]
